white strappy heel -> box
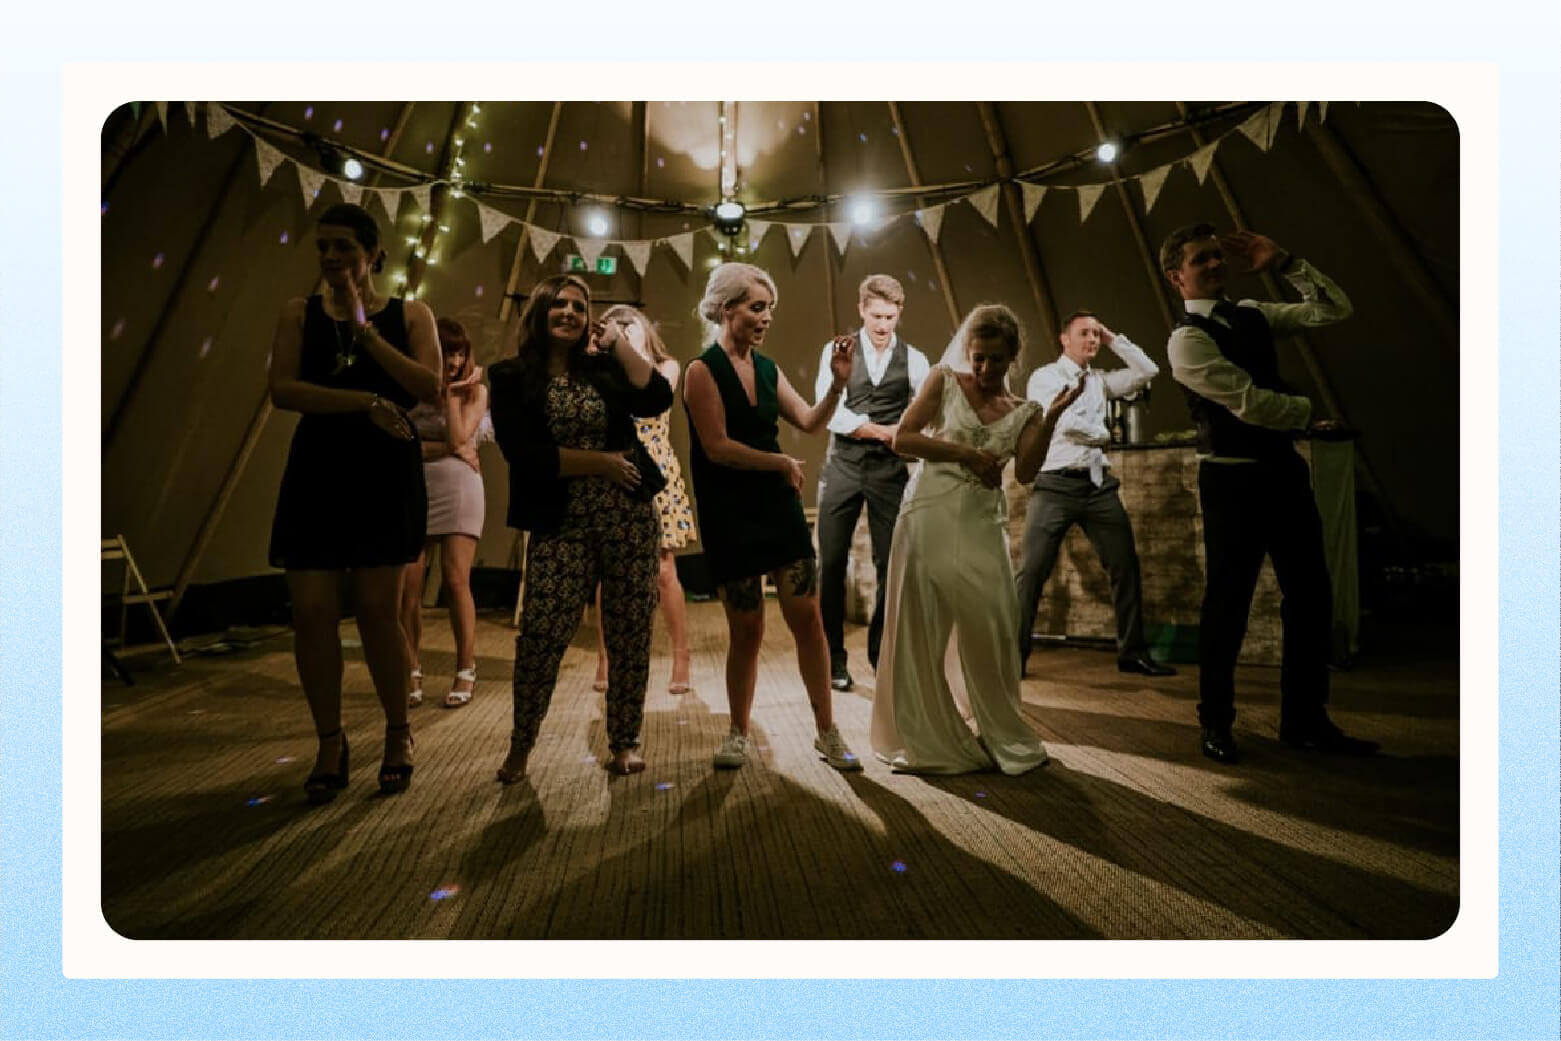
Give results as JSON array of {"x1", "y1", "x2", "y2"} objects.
[
  {"x1": 408, "y1": 667, "x2": 424, "y2": 708},
  {"x1": 443, "y1": 666, "x2": 477, "y2": 708}
]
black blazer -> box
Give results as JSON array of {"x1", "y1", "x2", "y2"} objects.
[{"x1": 488, "y1": 354, "x2": 674, "y2": 534}]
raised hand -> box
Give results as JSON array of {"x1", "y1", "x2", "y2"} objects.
[
  {"x1": 1096, "y1": 321, "x2": 1117, "y2": 348},
  {"x1": 1219, "y1": 230, "x2": 1284, "y2": 273},
  {"x1": 586, "y1": 319, "x2": 610, "y2": 356},
  {"x1": 449, "y1": 364, "x2": 484, "y2": 394},
  {"x1": 1048, "y1": 376, "x2": 1086, "y2": 417},
  {"x1": 828, "y1": 334, "x2": 856, "y2": 387},
  {"x1": 367, "y1": 396, "x2": 414, "y2": 441},
  {"x1": 340, "y1": 275, "x2": 368, "y2": 326}
]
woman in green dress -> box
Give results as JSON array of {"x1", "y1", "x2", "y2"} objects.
[{"x1": 682, "y1": 262, "x2": 862, "y2": 773}]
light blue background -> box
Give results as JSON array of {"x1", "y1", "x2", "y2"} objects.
[{"x1": 4, "y1": 7, "x2": 1557, "y2": 1038}]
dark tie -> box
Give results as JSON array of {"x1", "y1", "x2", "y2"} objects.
[{"x1": 1212, "y1": 300, "x2": 1240, "y2": 323}]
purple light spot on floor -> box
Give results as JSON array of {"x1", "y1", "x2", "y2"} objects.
[
  {"x1": 303, "y1": 106, "x2": 313, "y2": 120},
  {"x1": 151, "y1": 252, "x2": 165, "y2": 269},
  {"x1": 188, "y1": 709, "x2": 205, "y2": 715},
  {"x1": 274, "y1": 756, "x2": 295, "y2": 764},
  {"x1": 246, "y1": 795, "x2": 273, "y2": 806},
  {"x1": 474, "y1": 285, "x2": 484, "y2": 297},
  {"x1": 797, "y1": 126, "x2": 806, "y2": 135},
  {"x1": 974, "y1": 791, "x2": 987, "y2": 799},
  {"x1": 207, "y1": 275, "x2": 220, "y2": 291},
  {"x1": 429, "y1": 884, "x2": 460, "y2": 901},
  {"x1": 655, "y1": 782, "x2": 674, "y2": 791},
  {"x1": 333, "y1": 118, "x2": 343, "y2": 132},
  {"x1": 891, "y1": 860, "x2": 907, "y2": 873},
  {"x1": 110, "y1": 318, "x2": 125, "y2": 340},
  {"x1": 581, "y1": 754, "x2": 597, "y2": 763},
  {"x1": 579, "y1": 140, "x2": 588, "y2": 150},
  {"x1": 279, "y1": 231, "x2": 289, "y2": 244},
  {"x1": 676, "y1": 720, "x2": 688, "y2": 726}
]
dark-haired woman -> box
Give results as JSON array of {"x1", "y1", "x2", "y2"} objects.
[
  {"x1": 487, "y1": 274, "x2": 672, "y2": 781},
  {"x1": 400, "y1": 316, "x2": 488, "y2": 710},
  {"x1": 268, "y1": 202, "x2": 441, "y2": 803}
]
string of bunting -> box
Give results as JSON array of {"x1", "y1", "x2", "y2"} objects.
[{"x1": 183, "y1": 100, "x2": 1327, "y2": 274}]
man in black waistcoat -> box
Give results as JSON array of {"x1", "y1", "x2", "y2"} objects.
[
  {"x1": 1163, "y1": 224, "x2": 1379, "y2": 764},
  {"x1": 816, "y1": 274, "x2": 930, "y2": 692}
]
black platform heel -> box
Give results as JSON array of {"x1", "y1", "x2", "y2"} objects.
[
  {"x1": 378, "y1": 723, "x2": 414, "y2": 794},
  {"x1": 304, "y1": 729, "x2": 349, "y2": 805}
]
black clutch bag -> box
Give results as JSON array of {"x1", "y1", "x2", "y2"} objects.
[{"x1": 627, "y1": 435, "x2": 667, "y2": 503}]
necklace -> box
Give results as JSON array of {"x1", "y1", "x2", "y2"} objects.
[{"x1": 329, "y1": 317, "x2": 358, "y2": 376}]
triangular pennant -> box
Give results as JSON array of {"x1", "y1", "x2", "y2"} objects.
[
  {"x1": 1189, "y1": 143, "x2": 1218, "y2": 185},
  {"x1": 916, "y1": 205, "x2": 944, "y2": 243},
  {"x1": 1020, "y1": 182, "x2": 1047, "y2": 223},
  {"x1": 296, "y1": 164, "x2": 327, "y2": 207},
  {"x1": 529, "y1": 226, "x2": 562, "y2": 264},
  {"x1": 1237, "y1": 102, "x2": 1285, "y2": 152},
  {"x1": 154, "y1": 102, "x2": 168, "y2": 135},
  {"x1": 746, "y1": 219, "x2": 771, "y2": 246},
  {"x1": 183, "y1": 101, "x2": 196, "y2": 127},
  {"x1": 1076, "y1": 184, "x2": 1106, "y2": 223},
  {"x1": 408, "y1": 184, "x2": 432, "y2": 213},
  {"x1": 1296, "y1": 101, "x2": 1311, "y2": 130},
  {"x1": 1318, "y1": 101, "x2": 1330, "y2": 123},
  {"x1": 622, "y1": 239, "x2": 652, "y2": 276},
  {"x1": 476, "y1": 202, "x2": 512, "y2": 244},
  {"x1": 373, "y1": 187, "x2": 402, "y2": 221},
  {"x1": 338, "y1": 182, "x2": 363, "y2": 206},
  {"x1": 254, "y1": 138, "x2": 287, "y2": 188},
  {"x1": 968, "y1": 184, "x2": 1001, "y2": 227},
  {"x1": 826, "y1": 221, "x2": 852, "y2": 255},
  {"x1": 576, "y1": 238, "x2": 607, "y2": 267},
  {"x1": 785, "y1": 224, "x2": 812, "y2": 257},
  {"x1": 665, "y1": 231, "x2": 695, "y2": 271},
  {"x1": 1138, "y1": 164, "x2": 1172, "y2": 213},
  {"x1": 206, "y1": 102, "x2": 235, "y2": 139}
]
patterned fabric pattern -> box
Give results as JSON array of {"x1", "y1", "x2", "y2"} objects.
[{"x1": 634, "y1": 410, "x2": 697, "y2": 550}]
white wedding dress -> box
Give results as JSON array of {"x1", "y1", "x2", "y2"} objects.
[{"x1": 870, "y1": 365, "x2": 1050, "y2": 775}]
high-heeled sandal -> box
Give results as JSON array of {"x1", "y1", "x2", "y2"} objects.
[
  {"x1": 408, "y1": 667, "x2": 424, "y2": 708},
  {"x1": 668, "y1": 649, "x2": 692, "y2": 695},
  {"x1": 304, "y1": 729, "x2": 349, "y2": 805},
  {"x1": 495, "y1": 730, "x2": 528, "y2": 785},
  {"x1": 378, "y1": 723, "x2": 414, "y2": 794},
  {"x1": 443, "y1": 666, "x2": 477, "y2": 708}
]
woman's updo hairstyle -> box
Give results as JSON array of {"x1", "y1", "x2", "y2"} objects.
[{"x1": 696, "y1": 262, "x2": 778, "y2": 339}]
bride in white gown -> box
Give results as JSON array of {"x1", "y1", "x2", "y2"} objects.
[{"x1": 870, "y1": 304, "x2": 1082, "y2": 774}]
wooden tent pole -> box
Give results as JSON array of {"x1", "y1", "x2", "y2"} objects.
[
  {"x1": 103, "y1": 103, "x2": 271, "y2": 453},
  {"x1": 811, "y1": 102, "x2": 842, "y2": 333},
  {"x1": 974, "y1": 102, "x2": 1060, "y2": 370},
  {"x1": 886, "y1": 102, "x2": 962, "y2": 334},
  {"x1": 634, "y1": 100, "x2": 650, "y2": 300},
  {"x1": 101, "y1": 103, "x2": 161, "y2": 195},
  {"x1": 404, "y1": 103, "x2": 471, "y2": 298},
  {"x1": 1303, "y1": 119, "x2": 1456, "y2": 340},
  {"x1": 499, "y1": 101, "x2": 564, "y2": 322},
  {"x1": 1174, "y1": 101, "x2": 1400, "y2": 537},
  {"x1": 168, "y1": 103, "x2": 417, "y2": 618},
  {"x1": 1083, "y1": 101, "x2": 1177, "y2": 331}
]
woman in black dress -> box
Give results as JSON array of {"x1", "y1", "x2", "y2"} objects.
[
  {"x1": 682, "y1": 262, "x2": 861, "y2": 772},
  {"x1": 267, "y1": 202, "x2": 441, "y2": 802},
  {"x1": 487, "y1": 274, "x2": 672, "y2": 781}
]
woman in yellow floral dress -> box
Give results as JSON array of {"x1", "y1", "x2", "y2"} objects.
[{"x1": 594, "y1": 305, "x2": 698, "y2": 694}]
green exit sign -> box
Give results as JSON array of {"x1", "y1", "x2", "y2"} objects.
[{"x1": 566, "y1": 255, "x2": 618, "y2": 275}]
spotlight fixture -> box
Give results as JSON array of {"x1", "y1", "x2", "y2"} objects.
[
  {"x1": 341, "y1": 156, "x2": 364, "y2": 180},
  {"x1": 306, "y1": 134, "x2": 366, "y2": 181},
  {"x1": 712, "y1": 199, "x2": 746, "y2": 236},
  {"x1": 585, "y1": 210, "x2": 610, "y2": 237},
  {"x1": 1096, "y1": 141, "x2": 1120, "y2": 164},
  {"x1": 848, "y1": 196, "x2": 876, "y2": 226}
]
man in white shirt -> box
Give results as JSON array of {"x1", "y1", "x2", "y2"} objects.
[
  {"x1": 815, "y1": 274, "x2": 930, "y2": 692},
  {"x1": 1162, "y1": 223, "x2": 1378, "y2": 764},
  {"x1": 1015, "y1": 310, "x2": 1175, "y2": 679}
]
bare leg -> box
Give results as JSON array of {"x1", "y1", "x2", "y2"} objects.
[
  {"x1": 399, "y1": 547, "x2": 429, "y2": 704},
  {"x1": 659, "y1": 550, "x2": 691, "y2": 692},
  {"x1": 772, "y1": 558, "x2": 834, "y2": 732},
  {"x1": 441, "y1": 534, "x2": 479, "y2": 702},
  {"x1": 592, "y1": 582, "x2": 609, "y2": 692},
  {"x1": 719, "y1": 576, "x2": 765, "y2": 734},
  {"x1": 351, "y1": 566, "x2": 413, "y2": 780},
  {"x1": 287, "y1": 570, "x2": 345, "y2": 779}
]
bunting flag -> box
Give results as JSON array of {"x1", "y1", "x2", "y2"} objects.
[
  {"x1": 785, "y1": 223, "x2": 812, "y2": 257},
  {"x1": 826, "y1": 221, "x2": 851, "y2": 255},
  {"x1": 1238, "y1": 102, "x2": 1285, "y2": 152},
  {"x1": 183, "y1": 101, "x2": 196, "y2": 127},
  {"x1": 622, "y1": 239, "x2": 652, "y2": 276},
  {"x1": 254, "y1": 138, "x2": 287, "y2": 187},
  {"x1": 1296, "y1": 101, "x2": 1311, "y2": 130},
  {"x1": 409, "y1": 184, "x2": 432, "y2": 213},
  {"x1": 1189, "y1": 142, "x2": 1218, "y2": 185},
  {"x1": 1020, "y1": 181, "x2": 1047, "y2": 223},
  {"x1": 476, "y1": 202, "x2": 511, "y2": 244},
  {"x1": 1076, "y1": 183, "x2": 1106, "y2": 223},
  {"x1": 746, "y1": 219, "x2": 771, "y2": 246},
  {"x1": 338, "y1": 182, "x2": 363, "y2": 206},
  {"x1": 206, "y1": 102, "x2": 235, "y2": 139},
  {"x1": 296, "y1": 164, "x2": 327, "y2": 207},
  {"x1": 154, "y1": 102, "x2": 168, "y2": 135},
  {"x1": 1138, "y1": 163, "x2": 1172, "y2": 213},
  {"x1": 529, "y1": 226, "x2": 562, "y2": 263},
  {"x1": 916, "y1": 205, "x2": 945, "y2": 243},
  {"x1": 666, "y1": 231, "x2": 695, "y2": 271},
  {"x1": 576, "y1": 238, "x2": 607, "y2": 268},
  {"x1": 969, "y1": 184, "x2": 1001, "y2": 227},
  {"x1": 373, "y1": 187, "x2": 402, "y2": 221},
  {"x1": 1319, "y1": 101, "x2": 1330, "y2": 123}
]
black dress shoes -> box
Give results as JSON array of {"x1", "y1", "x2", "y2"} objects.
[
  {"x1": 830, "y1": 660, "x2": 854, "y2": 692},
  {"x1": 1118, "y1": 653, "x2": 1177, "y2": 677},
  {"x1": 1200, "y1": 727, "x2": 1241, "y2": 764},
  {"x1": 1279, "y1": 718, "x2": 1380, "y2": 756}
]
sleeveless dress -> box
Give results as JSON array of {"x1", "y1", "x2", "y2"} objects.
[
  {"x1": 684, "y1": 344, "x2": 812, "y2": 585},
  {"x1": 634, "y1": 410, "x2": 696, "y2": 550},
  {"x1": 268, "y1": 296, "x2": 426, "y2": 569},
  {"x1": 870, "y1": 365, "x2": 1049, "y2": 775},
  {"x1": 410, "y1": 399, "x2": 485, "y2": 539}
]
